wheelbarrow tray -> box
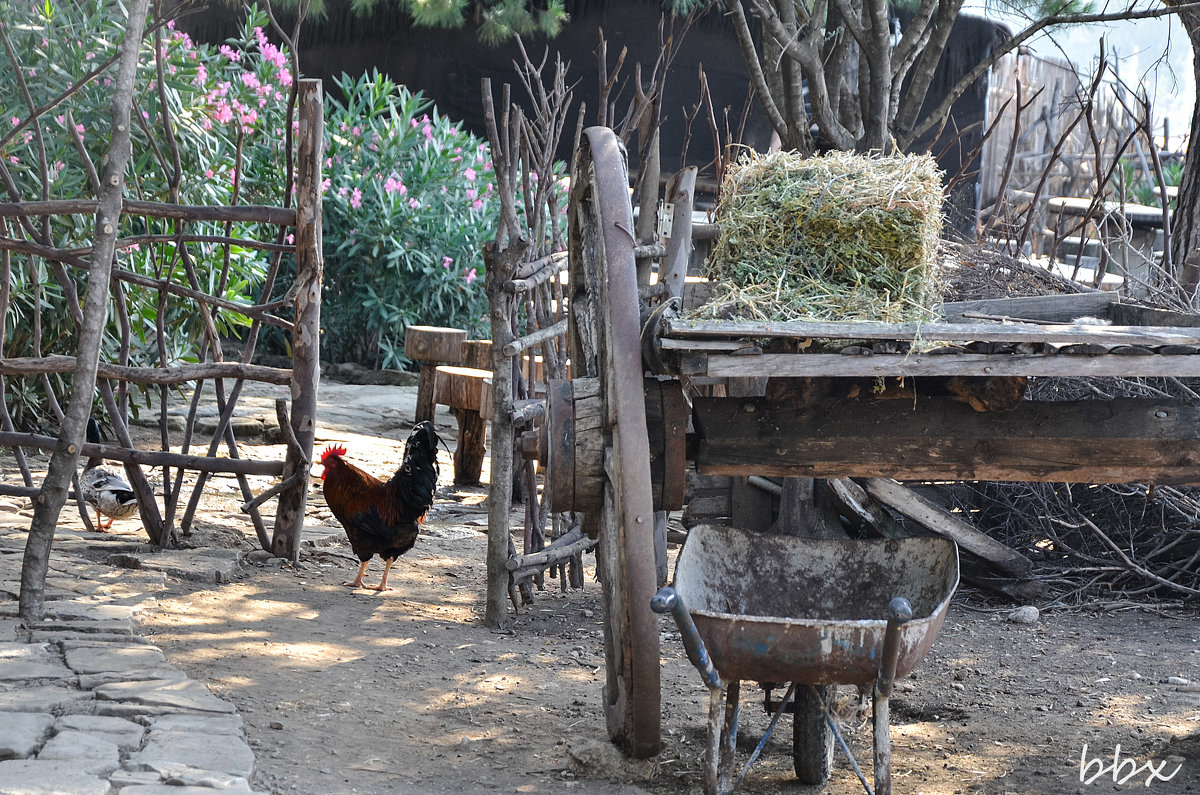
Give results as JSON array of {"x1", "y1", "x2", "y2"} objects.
[{"x1": 673, "y1": 524, "x2": 959, "y2": 685}]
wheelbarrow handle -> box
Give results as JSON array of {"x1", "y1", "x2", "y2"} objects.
[
  {"x1": 652, "y1": 586, "x2": 722, "y2": 691},
  {"x1": 876, "y1": 596, "x2": 913, "y2": 699}
]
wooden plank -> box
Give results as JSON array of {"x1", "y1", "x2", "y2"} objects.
[
  {"x1": 692, "y1": 396, "x2": 1200, "y2": 484},
  {"x1": 700, "y1": 352, "x2": 1200, "y2": 379},
  {"x1": 1109, "y1": 303, "x2": 1200, "y2": 328},
  {"x1": 663, "y1": 318, "x2": 1200, "y2": 346},
  {"x1": 862, "y1": 478, "x2": 1032, "y2": 576},
  {"x1": 938, "y1": 293, "x2": 1116, "y2": 324}
]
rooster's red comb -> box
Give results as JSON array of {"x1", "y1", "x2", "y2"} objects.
[{"x1": 320, "y1": 445, "x2": 347, "y2": 465}]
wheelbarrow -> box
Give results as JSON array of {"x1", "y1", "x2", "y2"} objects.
[{"x1": 652, "y1": 523, "x2": 959, "y2": 794}]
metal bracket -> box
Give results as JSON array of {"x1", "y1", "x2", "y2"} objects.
[{"x1": 657, "y1": 201, "x2": 675, "y2": 241}]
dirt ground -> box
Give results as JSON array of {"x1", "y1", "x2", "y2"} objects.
[{"x1": 11, "y1": 380, "x2": 1200, "y2": 794}]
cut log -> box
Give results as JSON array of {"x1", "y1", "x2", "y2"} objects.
[
  {"x1": 461, "y1": 339, "x2": 494, "y2": 371},
  {"x1": 405, "y1": 326, "x2": 466, "y2": 423},
  {"x1": 432, "y1": 365, "x2": 491, "y2": 484},
  {"x1": 452, "y1": 408, "x2": 487, "y2": 486},
  {"x1": 861, "y1": 478, "x2": 1032, "y2": 577},
  {"x1": 433, "y1": 365, "x2": 491, "y2": 413}
]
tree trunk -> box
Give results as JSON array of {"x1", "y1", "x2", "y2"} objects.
[
  {"x1": 19, "y1": 0, "x2": 151, "y2": 621},
  {"x1": 1170, "y1": 4, "x2": 1200, "y2": 303}
]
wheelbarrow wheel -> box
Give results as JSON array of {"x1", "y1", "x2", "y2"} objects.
[{"x1": 792, "y1": 684, "x2": 834, "y2": 785}]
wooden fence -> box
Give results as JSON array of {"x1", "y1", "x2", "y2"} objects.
[{"x1": 0, "y1": 80, "x2": 324, "y2": 560}]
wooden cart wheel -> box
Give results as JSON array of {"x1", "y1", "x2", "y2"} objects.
[
  {"x1": 567, "y1": 126, "x2": 661, "y2": 758},
  {"x1": 793, "y1": 684, "x2": 835, "y2": 784}
]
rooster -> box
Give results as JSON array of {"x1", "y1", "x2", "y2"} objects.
[{"x1": 319, "y1": 421, "x2": 442, "y2": 591}]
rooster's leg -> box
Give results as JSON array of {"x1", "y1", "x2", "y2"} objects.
[
  {"x1": 342, "y1": 560, "x2": 370, "y2": 588},
  {"x1": 368, "y1": 558, "x2": 396, "y2": 592}
]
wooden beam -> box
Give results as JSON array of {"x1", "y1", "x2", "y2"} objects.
[
  {"x1": 692, "y1": 396, "x2": 1200, "y2": 484},
  {"x1": 862, "y1": 478, "x2": 1032, "y2": 576},
  {"x1": 698, "y1": 352, "x2": 1200, "y2": 379},
  {"x1": 0, "y1": 355, "x2": 291, "y2": 385},
  {"x1": 664, "y1": 318, "x2": 1200, "y2": 346}
]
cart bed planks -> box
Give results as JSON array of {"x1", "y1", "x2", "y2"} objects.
[{"x1": 692, "y1": 396, "x2": 1200, "y2": 485}]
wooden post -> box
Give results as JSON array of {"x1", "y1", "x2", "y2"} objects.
[
  {"x1": 405, "y1": 325, "x2": 466, "y2": 423},
  {"x1": 272, "y1": 78, "x2": 324, "y2": 562},
  {"x1": 483, "y1": 240, "x2": 523, "y2": 628}
]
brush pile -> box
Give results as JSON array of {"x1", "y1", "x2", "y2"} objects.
[{"x1": 696, "y1": 149, "x2": 945, "y2": 323}]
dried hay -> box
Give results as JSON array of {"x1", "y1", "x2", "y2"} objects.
[{"x1": 695, "y1": 149, "x2": 945, "y2": 323}]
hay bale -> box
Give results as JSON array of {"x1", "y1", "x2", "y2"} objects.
[{"x1": 696, "y1": 149, "x2": 945, "y2": 323}]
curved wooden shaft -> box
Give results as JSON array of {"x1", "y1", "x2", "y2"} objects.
[{"x1": 572, "y1": 126, "x2": 661, "y2": 758}]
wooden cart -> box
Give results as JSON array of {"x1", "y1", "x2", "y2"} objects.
[{"x1": 554, "y1": 126, "x2": 1200, "y2": 774}]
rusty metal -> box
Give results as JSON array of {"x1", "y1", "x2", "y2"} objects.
[
  {"x1": 657, "y1": 524, "x2": 958, "y2": 794},
  {"x1": 672, "y1": 525, "x2": 957, "y2": 685}
]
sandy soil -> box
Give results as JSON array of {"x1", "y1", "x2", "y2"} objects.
[{"x1": 12, "y1": 381, "x2": 1200, "y2": 794}]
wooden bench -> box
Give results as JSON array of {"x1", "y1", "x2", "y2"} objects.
[
  {"x1": 404, "y1": 325, "x2": 466, "y2": 423},
  {"x1": 433, "y1": 340, "x2": 492, "y2": 485}
]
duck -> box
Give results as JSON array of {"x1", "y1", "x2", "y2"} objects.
[{"x1": 79, "y1": 418, "x2": 139, "y2": 531}]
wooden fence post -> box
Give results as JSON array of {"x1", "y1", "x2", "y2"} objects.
[{"x1": 273, "y1": 78, "x2": 324, "y2": 561}]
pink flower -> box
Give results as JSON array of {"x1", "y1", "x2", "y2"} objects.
[
  {"x1": 212, "y1": 102, "x2": 234, "y2": 124},
  {"x1": 351, "y1": 126, "x2": 361, "y2": 137},
  {"x1": 408, "y1": 198, "x2": 420, "y2": 209},
  {"x1": 286, "y1": 233, "x2": 295, "y2": 245},
  {"x1": 384, "y1": 177, "x2": 406, "y2": 194},
  {"x1": 442, "y1": 256, "x2": 453, "y2": 269},
  {"x1": 464, "y1": 268, "x2": 478, "y2": 285},
  {"x1": 350, "y1": 188, "x2": 363, "y2": 209},
  {"x1": 9, "y1": 117, "x2": 18, "y2": 127},
  {"x1": 422, "y1": 124, "x2": 432, "y2": 139},
  {"x1": 219, "y1": 44, "x2": 241, "y2": 62},
  {"x1": 204, "y1": 168, "x2": 215, "y2": 178},
  {"x1": 74, "y1": 123, "x2": 85, "y2": 135},
  {"x1": 472, "y1": 199, "x2": 483, "y2": 210},
  {"x1": 241, "y1": 72, "x2": 261, "y2": 90},
  {"x1": 466, "y1": 188, "x2": 476, "y2": 200},
  {"x1": 464, "y1": 168, "x2": 476, "y2": 182},
  {"x1": 278, "y1": 68, "x2": 292, "y2": 87}
]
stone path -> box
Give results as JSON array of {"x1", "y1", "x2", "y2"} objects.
[
  {"x1": 0, "y1": 523, "x2": 267, "y2": 794},
  {"x1": 0, "y1": 379, "x2": 453, "y2": 794}
]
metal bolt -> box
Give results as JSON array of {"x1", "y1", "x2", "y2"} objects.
[
  {"x1": 635, "y1": 515, "x2": 644, "y2": 524},
  {"x1": 742, "y1": 403, "x2": 756, "y2": 414},
  {"x1": 1155, "y1": 410, "x2": 1168, "y2": 418}
]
